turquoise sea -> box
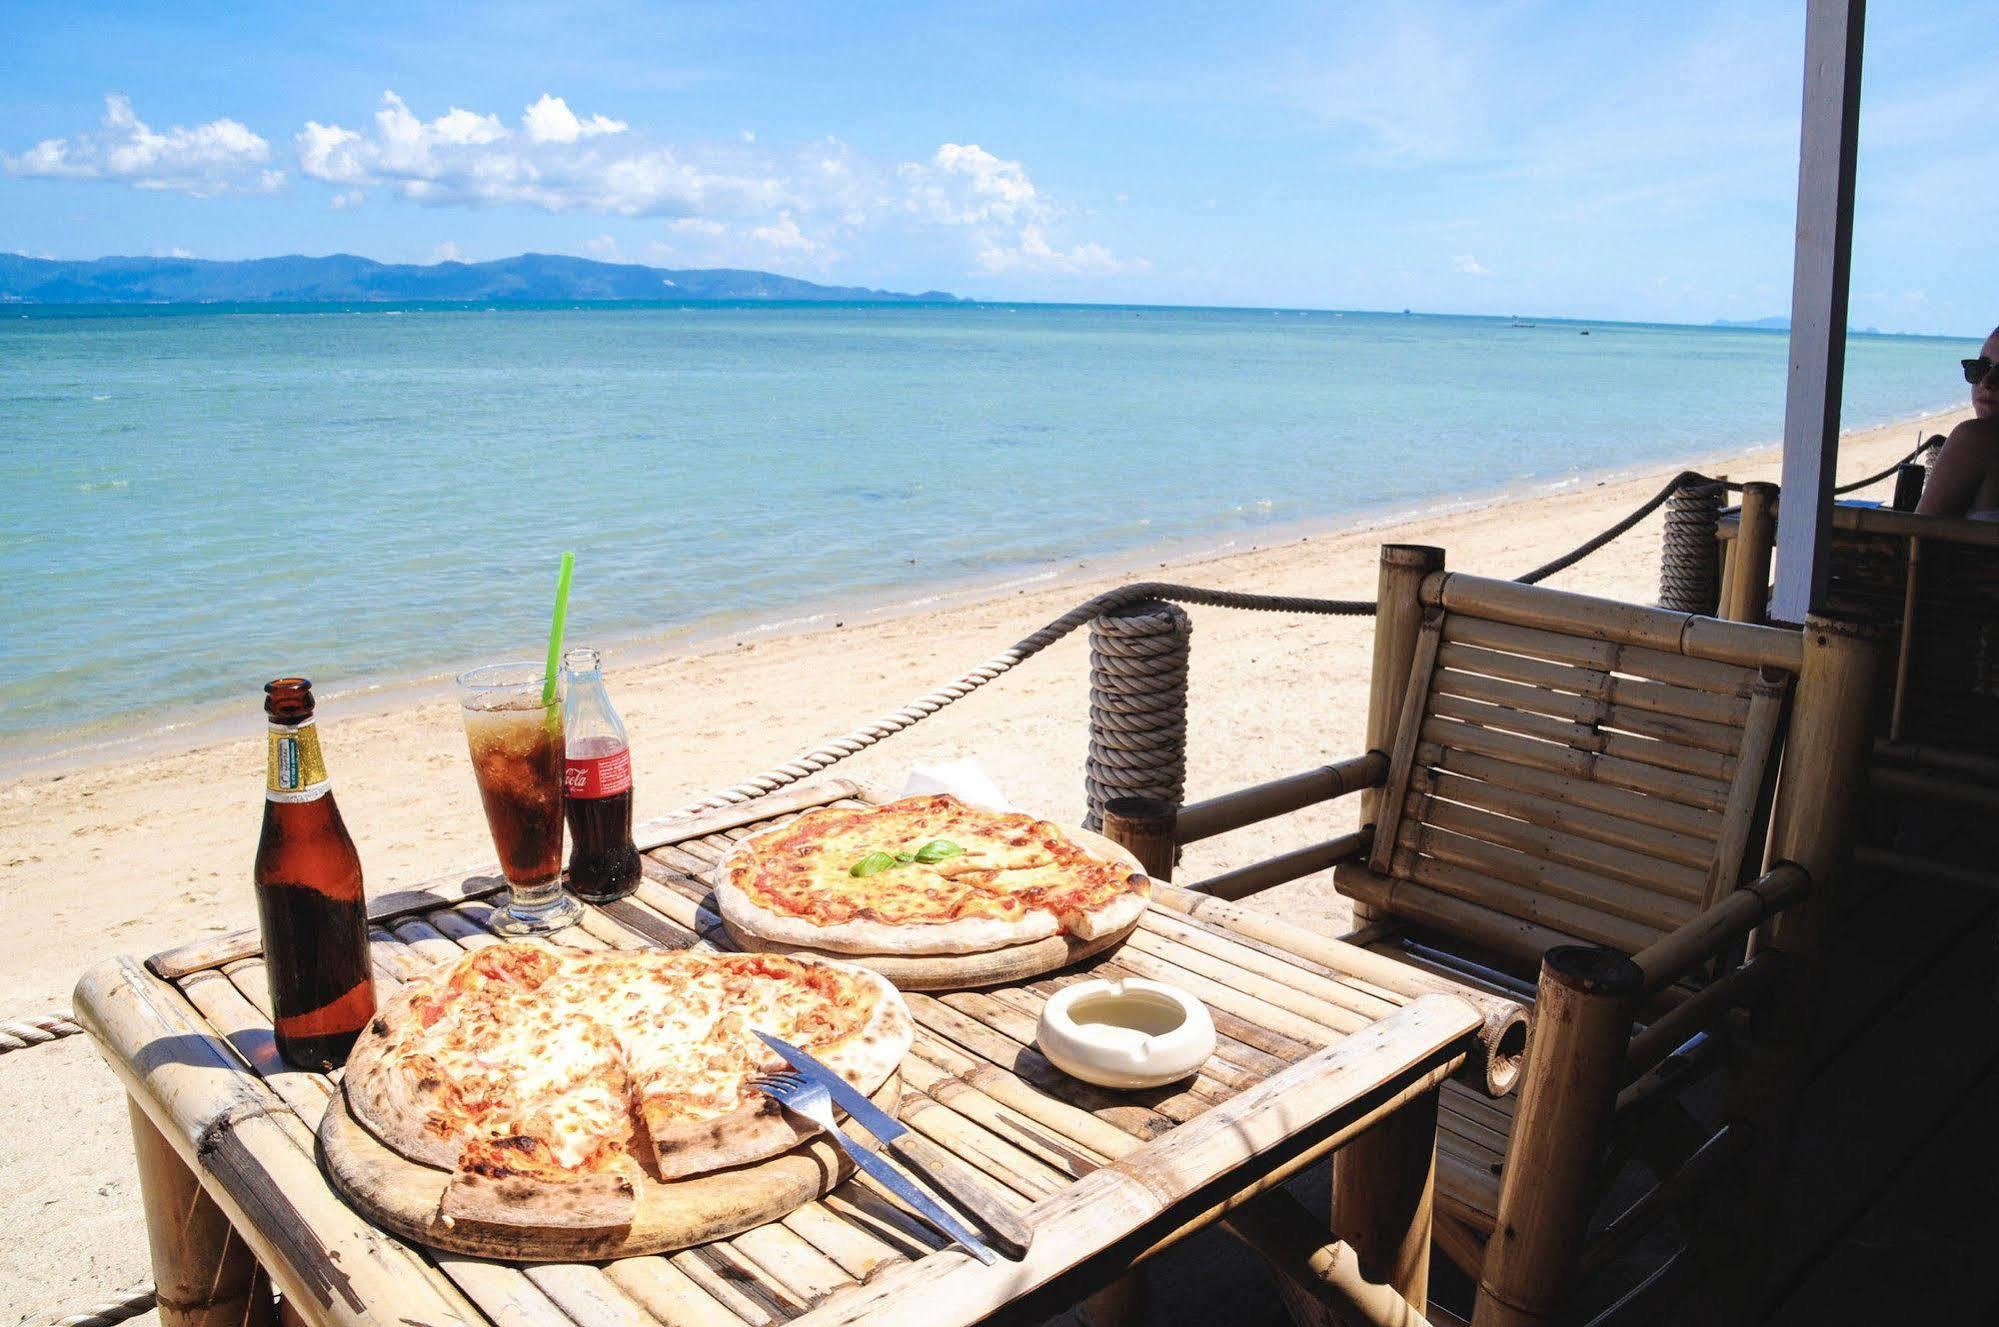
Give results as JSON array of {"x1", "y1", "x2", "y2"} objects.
[{"x1": 0, "y1": 302, "x2": 1973, "y2": 768}]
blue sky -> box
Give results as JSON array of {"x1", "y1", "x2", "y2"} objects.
[{"x1": 2, "y1": 1, "x2": 1993, "y2": 332}]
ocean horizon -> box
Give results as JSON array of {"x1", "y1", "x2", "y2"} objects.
[{"x1": 0, "y1": 301, "x2": 1972, "y2": 771}]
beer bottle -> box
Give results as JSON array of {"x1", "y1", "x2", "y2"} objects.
[{"x1": 254, "y1": 678, "x2": 376, "y2": 1071}]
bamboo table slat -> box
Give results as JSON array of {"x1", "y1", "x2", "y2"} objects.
[{"x1": 75, "y1": 779, "x2": 1507, "y2": 1327}]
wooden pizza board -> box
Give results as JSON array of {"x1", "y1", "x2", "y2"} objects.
[
  {"x1": 318, "y1": 1074, "x2": 900, "y2": 1261},
  {"x1": 718, "y1": 826, "x2": 1151, "y2": 991}
]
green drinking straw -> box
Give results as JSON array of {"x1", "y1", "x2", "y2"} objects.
[{"x1": 542, "y1": 551, "x2": 576, "y2": 706}]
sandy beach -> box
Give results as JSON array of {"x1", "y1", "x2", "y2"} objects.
[{"x1": 0, "y1": 404, "x2": 1964, "y2": 1323}]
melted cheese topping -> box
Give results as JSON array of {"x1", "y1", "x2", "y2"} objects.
[
  {"x1": 738, "y1": 795, "x2": 1139, "y2": 930},
  {"x1": 388, "y1": 946, "x2": 876, "y2": 1172}
]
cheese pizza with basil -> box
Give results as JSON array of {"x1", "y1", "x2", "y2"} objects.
[
  {"x1": 342, "y1": 942, "x2": 910, "y2": 1230},
  {"x1": 718, "y1": 794, "x2": 1151, "y2": 956}
]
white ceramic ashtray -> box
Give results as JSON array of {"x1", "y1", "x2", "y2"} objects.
[{"x1": 1035, "y1": 977, "x2": 1216, "y2": 1089}]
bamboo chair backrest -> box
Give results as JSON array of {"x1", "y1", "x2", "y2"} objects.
[
  {"x1": 1822, "y1": 512, "x2": 1999, "y2": 749},
  {"x1": 1367, "y1": 573, "x2": 1802, "y2": 957}
]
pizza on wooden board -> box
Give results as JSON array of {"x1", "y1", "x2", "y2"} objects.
[
  {"x1": 342, "y1": 942, "x2": 911, "y2": 1231},
  {"x1": 718, "y1": 794, "x2": 1152, "y2": 956}
]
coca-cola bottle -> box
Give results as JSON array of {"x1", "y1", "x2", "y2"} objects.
[
  {"x1": 561, "y1": 647, "x2": 641, "y2": 903},
  {"x1": 254, "y1": 678, "x2": 376, "y2": 1070}
]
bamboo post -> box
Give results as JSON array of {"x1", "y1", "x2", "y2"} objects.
[
  {"x1": 1765, "y1": 612, "x2": 1882, "y2": 940},
  {"x1": 1084, "y1": 601, "x2": 1192, "y2": 831},
  {"x1": 1694, "y1": 610, "x2": 1881, "y2": 1324},
  {"x1": 1887, "y1": 537, "x2": 1919, "y2": 742},
  {"x1": 1223, "y1": 1190, "x2": 1436, "y2": 1327},
  {"x1": 1359, "y1": 546, "x2": 1445, "y2": 926},
  {"x1": 1472, "y1": 946, "x2": 1644, "y2": 1327},
  {"x1": 1723, "y1": 482, "x2": 1778, "y2": 624},
  {"x1": 128, "y1": 1098, "x2": 277, "y2": 1327},
  {"x1": 1100, "y1": 796, "x2": 1178, "y2": 881},
  {"x1": 1329, "y1": 1090, "x2": 1439, "y2": 1315}
]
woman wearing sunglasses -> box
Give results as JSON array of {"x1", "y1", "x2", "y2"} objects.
[{"x1": 1916, "y1": 326, "x2": 1999, "y2": 519}]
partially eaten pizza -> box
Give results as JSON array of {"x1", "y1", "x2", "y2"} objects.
[
  {"x1": 718, "y1": 794, "x2": 1151, "y2": 956},
  {"x1": 342, "y1": 943, "x2": 910, "y2": 1230}
]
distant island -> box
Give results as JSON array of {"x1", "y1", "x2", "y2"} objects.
[
  {"x1": 0, "y1": 252, "x2": 961, "y2": 305},
  {"x1": 1710, "y1": 315, "x2": 1891, "y2": 335}
]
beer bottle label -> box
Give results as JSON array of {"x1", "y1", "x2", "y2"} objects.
[
  {"x1": 565, "y1": 746, "x2": 632, "y2": 799},
  {"x1": 267, "y1": 720, "x2": 331, "y2": 803}
]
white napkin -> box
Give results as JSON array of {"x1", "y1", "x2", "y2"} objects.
[{"x1": 901, "y1": 757, "x2": 1011, "y2": 812}]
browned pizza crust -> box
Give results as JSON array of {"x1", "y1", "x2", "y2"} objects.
[
  {"x1": 344, "y1": 974, "x2": 464, "y2": 1171},
  {"x1": 440, "y1": 1136, "x2": 638, "y2": 1232}
]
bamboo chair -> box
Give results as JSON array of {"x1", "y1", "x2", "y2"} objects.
[
  {"x1": 1709, "y1": 503, "x2": 1999, "y2": 1316},
  {"x1": 1114, "y1": 544, "x2": 1880, "y2": 1326}
]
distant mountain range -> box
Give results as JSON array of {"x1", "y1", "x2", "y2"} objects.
[
  {"x1": 0, "y1": 253, "x2": 960, "y2": 305},
  {"x1": 1709, "y1": 315, "x2": 1893, "y2": 335}
]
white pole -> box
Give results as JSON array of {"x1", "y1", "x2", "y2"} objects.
[{"x1": 1772, "y1": 0, "x2": 1865, "y2": 624}]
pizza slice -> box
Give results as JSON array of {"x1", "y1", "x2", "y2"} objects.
[
  {"x1": 434, "y1": 1018, "x2": 648, "y2": 1232},
  {"x1": 609, "y1": 952, "x2": 908, "y2": 1180},
  {"x1": 442, "y1": 1134, "x2": 639, "y2": 1233}
]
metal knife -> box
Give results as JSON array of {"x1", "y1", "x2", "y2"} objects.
[{"x1": 755, "y1": 1030, "x2": 1035, "y2": 1260}]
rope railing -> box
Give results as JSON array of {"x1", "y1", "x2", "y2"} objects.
[
  {"x1": 10, "y1": 433, "x2": 1953, "y2": 1327},
  {"x1": 663, "y1": 583, "x2": 1375, "y2": 817},
  {"x1": 1, "y1": 1012, "x2": 82, "y2": 1055},
  {"x1": 38, "y1": 1288, "x2": 157, "y2": 1327},
  {"x1": 666, "y1": 437, "x2": 1944, "y2": 818}
]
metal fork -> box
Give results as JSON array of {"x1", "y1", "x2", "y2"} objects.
[{"x1": 750, "y1": 1072, "x2": 999, "y2": 1265}]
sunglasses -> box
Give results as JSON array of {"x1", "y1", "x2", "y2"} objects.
[{"x1": 1966, "y1": 357, "x2": 1999, "y2": 385}]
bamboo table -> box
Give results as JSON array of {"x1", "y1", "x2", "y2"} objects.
[{"x1": 75, "y1": 779, "x2": 1517, "y2": 1327}]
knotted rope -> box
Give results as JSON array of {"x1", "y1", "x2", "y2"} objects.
[
  {"x1": 1084, "y1": 602, "x2": 1192, "y2": 829},
  {"x1": 1660, "y1": 478, "x2": 1726, "y2": 614},
  {"x1": 0, "y1": 1012, "x2": 82, "y2": 1056}
]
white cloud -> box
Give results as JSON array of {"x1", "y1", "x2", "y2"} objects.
[
  {"x1": 430, "y1": 241, "x2": 463, "y2": 263},
  {"x1": 2, "y1": 94, "x2": 275, "y2": 195},
  {"x1": 898, "y1": 143, "x2": 1143, "y2": 279},
  {"x1": 4, "y1": 92, "x2": 1144, "y2": 285},
  {"x1": 583, "y1": 234, "x2": 621, "y2": 260},
  {"x1": 750, "y1": 211, "x2": 824, "y2": 257},
  {"x1": 295, "y1": 92, "x2": 782, "y2": 218},
  {"x1": 1452, "y1": 254, "x2": 1492, "y2": 277},
  {"x1": 522, "y1": 94, "x2": 627, "y2": 145},
  {"x1": 977, "y1": 225, "x2": 1149, "y2": 277},
  {"x1": 900, "y1": 143, "x2": 1044, "y2": 226}
]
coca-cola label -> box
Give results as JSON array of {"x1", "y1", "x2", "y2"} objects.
[{"x1": 566, "y1": 747, "x2": 632, "y2": 799}]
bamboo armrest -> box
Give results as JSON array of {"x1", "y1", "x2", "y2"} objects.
[
  {"x1": 1630, "y1": 862, "x2": 1809, "y2": 994},
  {"x1": 1175, "y1": 751, "x2": 1386, "y2": 844}
]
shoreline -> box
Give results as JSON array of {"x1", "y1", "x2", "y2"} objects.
[{"x1": 0, "y1": 401, "x2": 1958, "y2": 784}]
